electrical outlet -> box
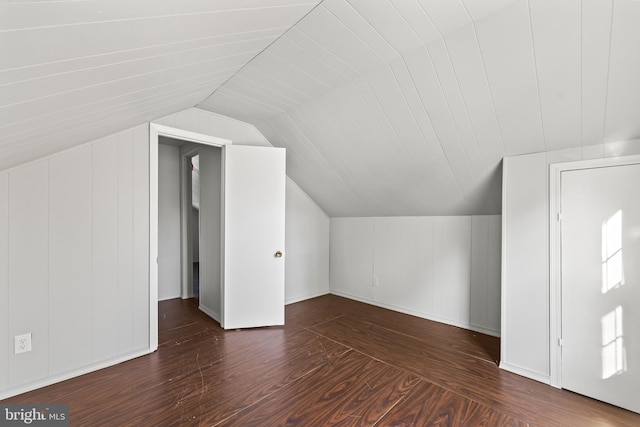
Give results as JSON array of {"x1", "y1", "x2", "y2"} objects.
[{"x1": 15, "y1": 333, "x2": 32, "y2": 355}]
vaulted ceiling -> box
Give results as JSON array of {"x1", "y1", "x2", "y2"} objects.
[{"x1": 2, "y1": 0, "x2": 640, "y2": 216}]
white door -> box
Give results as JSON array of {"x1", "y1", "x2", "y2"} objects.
[
  {"x1": 561, "y1": 163, "x2": 640, "y2": 413},
  {"x1": 221, "y1": 145, "x2": 286, "y2": 329}
]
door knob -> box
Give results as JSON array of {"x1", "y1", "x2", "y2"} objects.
[{"x1": 275, "y1": 251, "x2": 283, "y2": 258}]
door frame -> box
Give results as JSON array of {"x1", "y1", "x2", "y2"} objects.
[
  {"x1": 549, "y1": 153, "x2": 640, "y2": 388},
  {"x1": 149, "y1": 123, "x2": 230, "y2": 351}
]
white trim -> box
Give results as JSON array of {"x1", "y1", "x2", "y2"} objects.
[
  {"x1": 152, "y1": 124, "x2": 231, "y2": 147},
  {"x1": 549, "y1": 159, "x2": 562, "y2": 388},
  {"x1": 149, "y1": 123, "x2": 230, "y2": 353},
  {"x1": 285, "y1": 290, "x2": 330, "y2": 305},
  {"x1": 549, "y1": 154, "x2": 640, "y2": 389},
  {"x1": 0, "y1": 348, "x2": 151, "y2": 400},
  {"x1": 330, "y1": 290, "x2": 501, "y2": 338},
  {"x1": 499, "y1": 361, "x2": 551, "y2": 385},
  {"x1": 500, "y1": 157, "x2": 510, "y2": 363},
  {"x1": 149, "y1": 124, "x2": 158, "y2": 352},
  {"x1": 199, "y1": 304, "x2": 221, "y2": 323}
]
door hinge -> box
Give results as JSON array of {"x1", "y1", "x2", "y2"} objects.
[
  {"x1": 558, "y1": 337, "x2": 563, "y2": 347},
  {"x1": 557, "y1": 212, "x2": 563, "y2": 221}
]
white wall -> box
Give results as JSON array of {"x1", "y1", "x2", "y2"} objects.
[
  {"x1": 198, "y1": 145, "x2": 222, "y2": 320},
  {"x1": 158, "y1": 144, "x2": 181, "y2": 300},
  {"x1": 0, "y1": 125, "x2": 150, "y2": 399},
  {"x1": 501, "y1": 139, "x2": 640, "y2": 384},
  {"x1": 330, "y1": 215, "x2": 501, "y2": 336},
  {"x1": 285, "y1": 177, "x2": 330, "y2": 304},
  {"x1": 155, "y1": 108, "x2": 331, "y2": 304}
]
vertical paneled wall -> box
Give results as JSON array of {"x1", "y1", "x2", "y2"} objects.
[
  {"x1": 330, "y1": 215, "x2": 501, "y2": 336},
  {"x1": 0, "y1": 125, "x2": 150, "y2": 397},
  {"x1": 285, "y1": 177, "x2": 330, "y2": 304},
  {"x1": 0, "y1": 174, "x2": 8, "y2": 390},
  {"x1": 501, "y1": 153, "x2": 550, "y2": 381},
  {"x1": 8, "y1": 163, "x2": 49, "y2": 386}
]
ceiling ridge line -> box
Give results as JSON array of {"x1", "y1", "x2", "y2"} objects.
[
  {"x1": 305, "y1": 96, "x2": 379, "y2": 199},
  {"x1": 381, "y1": 2, "x2": 454, "y2": 203},
  {"x1": 356, "y1": 73, "x2": 435, "y2": 210},
  {"x1": 285, "y1": 28, "x2": 353, "y2": 81},
  {"x1": 222, "y1": 76, "x2": 297, "y2": 112},
  {"x1": 200, "y1": 1, "x2": 326, "y2": 105},
  {"x1": 332, "y1": 85, "x2": 400, "y2": 192},
  {"x1": 323, "y1": 0, "x2": 393, "y2": 63},
  {"x1": 230, "y1": 74, "x2": 301, "y2": 108},
  {"x1": 459, "y1": 0, "x2": 507, "y2": 158},
  {"x1": 228, "y1": 61, "x2": 315, "y2": 103},
  {"x1": 411, "y1": 2, "x2": 488, "y2": 174},
  {"x1": 215, "y1": 86, "x2": 284, "y2": 116},
  {"x1": 526, "y1": 0, "x2": 548, "y2": 153},
  {"x1": 409, "y1": 4, "x2": 476, "y2": 199},
  {"x1": 281, "y1": 111, "x2": 369, "y2": 211}
]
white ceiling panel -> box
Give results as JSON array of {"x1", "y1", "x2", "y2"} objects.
[
  {"x1": 268, "y1": 35, "x2": 351, "y2": 88},
  {"x1": 0, "y1": 0, "x2": 320, "y2": 170},
  {"x1": 390, "y1": 1, "x2": 440, "y2": 46},
  {"x1": 3, "y1": 38, "x2": 270, "y2": 106},
  {"x1": 346, "y1": 0, "x2": 423, "y2": 54},
  {"x1": 3, "y1": 0, "x2": 639, "y2": 216},
  {"x1": 2, "y1": 8, "x2": 314, "y2": 69},
  {"x1": 2, "y1": 52, "x2": 254, "y2": 127},
  {"x1": 427, "y1": 39, "x2": 486, "y2": 179},
  {"x1": 323, "y1": 0, "x2": 397, "y2": 61},
  {"x1": 0, "y1": 27, "x2": 286, "y2": 84},
  {"x1": 581, "y1": 0, "x2": 613, "y2": 147},
  {"x1": 417, "y1": 0, "x2": 470, "y2": 37},
  {"x1": 284, "y1": 27, "x2": 361, "y2": 79},
  {"x1": 294, "y1": 5, "x2": 386, "y2": 75},
  {"x1": 603, "y1": 0, "x2": 640, "y2": 142},
  {"x1": 444, "y1": 24, "x2": 504, "y2": 167},
  {"x1": 529, "y1": 0, "x2": 581, "y2": 151},
  {"x1": 248, "y1": 52, "x2": 333, "y2": 99},
  {"x1": 0, "y1": 0, "x2": 316, "y2": 30},
  {"x1": 471, "y1": 0, "x2": 546, "y2": 156},
  {"x1": 219, "y1": 77, "x2": 295, "y2": 113}
]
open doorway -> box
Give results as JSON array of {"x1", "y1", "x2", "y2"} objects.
[
  {"x1": 150, "y1": 123, "x2": 286, "y2": 342},
  {"x1": 187, "y1": 144, "x2": 222, "y2": 322},
  {"x1": 156, "y1": 136, "x2": 222, "y2": 322},
  {"x1": 191, "y1": 154, "x2": 200, "y2": 299}
]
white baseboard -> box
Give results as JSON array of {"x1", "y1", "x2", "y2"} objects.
[
  {"x1": 158, "y1": 293, "x2": 181, "y2": 301},
  {"x1": 199, "y1": 304, "x2": 220, "y2": 323},
  {"x1": 499, "y1": 361, "x2": 551, "y2": 385},
  {"x1": 0, "y1": 348, "x2": 153, "y2": 400},
  {"x1": 329, "y1": 290, "x2": 501, "y2": 338},
  {"x1": 285, "y1": 290, "x2": 330, "y2": 305}
]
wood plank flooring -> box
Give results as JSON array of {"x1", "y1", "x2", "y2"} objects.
[{"x1": 3, "y1": 295, "x2": 640, "y2": 426}]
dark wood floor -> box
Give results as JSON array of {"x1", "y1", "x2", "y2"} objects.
[{"x1": 3, "y1": 295, "x2": 639, "y2": 426}]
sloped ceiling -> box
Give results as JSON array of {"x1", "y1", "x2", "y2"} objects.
[
  {"x1": 0, "y1": 0, "x2": 319, "y2": 170},
  {"x1": 3, "y1": 1, "x2": 640, "y2": 217}
]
